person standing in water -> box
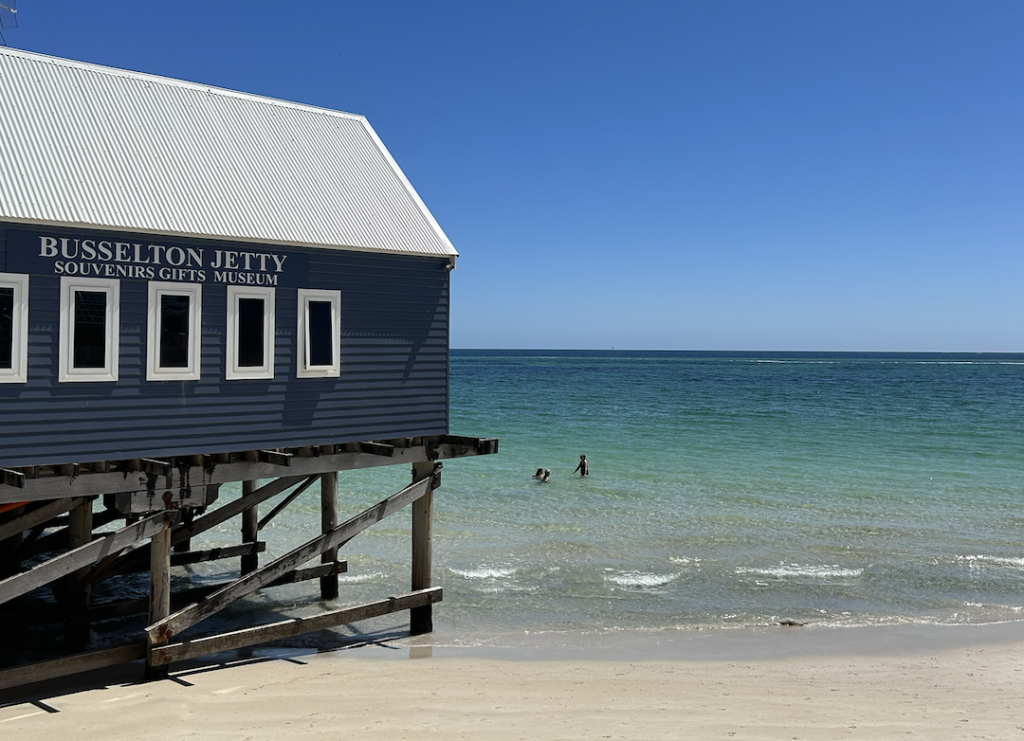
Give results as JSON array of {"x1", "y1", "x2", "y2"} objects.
[
  {"x1": 542, "y1": 469, "x2": 551, "y2": 483},
  {"x1": 573, "y1": 454, "x2": 589, "y2": 476}
]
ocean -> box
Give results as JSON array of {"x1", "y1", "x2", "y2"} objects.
[
  {"x1": 51, "y1": 351, "x2": 1024, "y2": 656},
  {"x1": 433, "y1": 351, "x2": 1024, "y2": 642}
]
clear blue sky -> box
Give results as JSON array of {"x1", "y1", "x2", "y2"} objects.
[{"x1": 8, "y1": 1, "x2": 1023, "y2": 351}]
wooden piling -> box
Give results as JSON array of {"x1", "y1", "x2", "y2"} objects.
[
  {"x1": 173, "y1": 508, "x2": 195, "y2": 554},
  {"x1": 0, "y1": 503, "x2": 25, "y2": 579},
  {"x1": 410, "y1": 461, "x2": 434, "y2": 635},
  {"x1": 241, "y1": 480, "x2": 259, "y2": 575},
  {"x1": 319, "y1": 471, "x2": 339, "y2": 600},
  {"x1": 63, "y1": 498, "x2": 93, "y2": 650},
  {"x1": 144, "y1": 523, "x2": 171, "y2": 680}
]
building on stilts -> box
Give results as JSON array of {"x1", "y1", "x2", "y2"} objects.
[{"x1": 0, "y1": 47, "x2": 496, "y2": 689}]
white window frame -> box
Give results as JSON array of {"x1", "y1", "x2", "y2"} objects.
[
  {"x1": 59, "y1": 276, "x2": 120, "y2": 383},
  {"x1": 0, "y1": 272, "x2": 29, "y2": 384},
  {"x1": 147, "y1": 282, "x2": 202, "y2": 381},
  {"x1": 226, "y1": 285, "x2": 275, "y2": 380},
  {"x1": 296, "y1": 289, "x2": 341, "y2": 378}
]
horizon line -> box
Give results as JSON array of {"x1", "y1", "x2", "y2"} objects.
[{"x1": 449, "y1": 348, "x2": 1024, "y2": 355}]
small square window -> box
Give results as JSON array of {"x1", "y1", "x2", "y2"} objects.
[
  {"x1": 59, "y1": 277, "x2": 119, "y2": 382},
  {"x1": 297, "y1": 289, "x2": 341, "y2": 378},
  {"x1": 147, "y1": 282, "x2": 202, "y2": 381},
  {"x1": 0, "y1": 272, "x2": 28, "y2": 384},
  {"x1": 226, "y1": 286, "x2": 275, "y2": 380}
]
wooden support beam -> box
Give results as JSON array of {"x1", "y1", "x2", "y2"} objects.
[
  {"x1": 440, "y1": 435, "x2": 500, "y2": 456},
  {"x1": 0, "y1": 511, "x2": 178, "y2": 607},
  {"x1": 410, "y1": 462, "x2": 436, "y2": 635},
  {"x1": 359, "y1": 441, "x2": 394, "y2": 458},
  {"x1": 20, "y1": 507, "x2": 123, "y2": 559},
  {"x1": 0, "y1": 557, "x2": 341, "y2": 628},
  {"x1": 149, "y1": 528, "x2": 171, "y2": 623},
  {"x1": 172, "y1": 476, "x2": 310, "y2": 548},
  {"x1": 257, "y1": 476, "x2": 317, "y2": 531},
  {"x1": 147, "y1": 471, "x2": 437, "y2": 644},
  {"x1": 101, "y1": 542, "x2": 268, "y2": 580},
  {"x1": 115, "y1": 458, "x2": 142, "y2": 473},
  {"x1": 95, "y1": 478, "x2": 310, "y2": 582},
  {"x1": 34, "y1": 503, "x2": 122, "y2": 532},
  {"x1": 0, "y1": 504, "x2": 26, "y2": 580},
  {"x1": 63, "y1": 500, "x2": 94, "y2": 649},
  {"x1": 173, "y1": 508, "x2": 195, "y2": 554},
  {"x1": 0, "y1": 469, "x2": 26, "y2": 489},
  {"x1": 320, "y1": 471, "x2": 339, "y2": 600},
  {"x1": 258, "y1": 450, "x2": 293, "y2": 466},
  {"x1": 148, "y1": 587, "x2": 442, "y2": 667},
  {"x1": 141, "y1": 458, "x2": 172, "y2": 477},
  {"x1": 83, "y1": 540, "x2": 271, "y2": 592},
  {"x1": 145, "y1": 525, "x2": 172, "y2": 679},
  {"x1": 171, "y1": 541, "x2": 267, "y2": 568},
  {"x1": 240, "y1": 481, "x2": 259, "y2": 576},
  {"x1": 67, "y1": 499, "x2": 93, "y2": 552},
  {"x1": 0, "y1": 497, "x2": 90, "y2": 544},
  {"x1": 0, "y1": 643, "x2": 147, "y2": 693},
  {"x1": 269, "y1": 561, "x2": 346, "y2": 587},
  {"x1": 0, "y1": 437, "x2": 499, "y2": 505}
]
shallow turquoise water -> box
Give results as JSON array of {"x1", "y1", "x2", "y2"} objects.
[
  {"x1": 84, "y1": 351, "x2": 1024, "y2": 651},
  {"x1": 431, "y1": 351, "x2": 1024, "y2": 637}
]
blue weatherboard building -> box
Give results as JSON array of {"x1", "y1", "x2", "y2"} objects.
[
  {"x1": 0, "y1": 49, "x2": 495, "y2": 686},
  {"x1": 0, "y1": 47, "x2": 456, "y2": 470}
]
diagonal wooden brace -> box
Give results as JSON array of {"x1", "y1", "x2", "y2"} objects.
[
  {"x1": 99, "y1": 476, "x2": 314, "y2": 581},
  {"x1": 171, "y1": 475, "x2": 312, "y2": 548},
  {"x1": 148, "y1": 587, "x2": 443, "y2": 667},
  {"x1": 0, "y1": 496, "x2": 92, "y2": 543},
  {"x1": 146, "y1": 470, "x2": 437, "y2": 644},
  {"x1": 0, "y1": 511, "x2": 179, "y2": 607}
]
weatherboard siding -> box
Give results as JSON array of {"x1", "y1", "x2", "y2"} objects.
[{"x1": 0, "y1": 225, "x2": 450, "y2": 468}]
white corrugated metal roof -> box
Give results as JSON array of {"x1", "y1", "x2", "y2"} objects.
[{"x1": 0, "y1": 48, "x2": 456, "y2": 258}]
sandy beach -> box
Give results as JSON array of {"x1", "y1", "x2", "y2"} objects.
[{"x1": 2, "y1": 626, "x2": 1022, "y2": 741}]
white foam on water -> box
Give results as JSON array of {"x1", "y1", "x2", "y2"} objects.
[
  {"x1": 451, "y1": 566, "x2": 517, "y2": 579},
  {"x1": 605, "y1": 571, "x2": 679, "y2": 588},
  {"x1": 957, "y1": 555, "x2": 1024, "y2": 569},
  {"x1": 736, "y1": 564, "x2": 864, "y2": 579},
  {"x1": 669, "y1": 556, "x2": 702, "y2": 566},
  {"x1": 337, "y1": 572, "x2": 387, "y2": 584}
]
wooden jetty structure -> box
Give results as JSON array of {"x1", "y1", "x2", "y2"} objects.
[{"x1": 0, "y1": 48, "x2": 496, "y2": 690}]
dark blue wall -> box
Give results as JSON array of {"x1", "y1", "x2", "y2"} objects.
[{"x1": 0, "y1": 225, "x2": 450, "y2": 468}]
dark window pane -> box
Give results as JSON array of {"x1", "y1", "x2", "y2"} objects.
[
  {"x1": 159, "y1": 294, "x2": 190, "y2": 368},
  {"x1": 237, "y1": 298, "x2": 264, "y2": 368},
  {"x1": 307, "y1": 300, "x2": 333, "y2": 367},
  {"x1": 0, "y1": 287, "x2": 12, "y2": 369},
  {"x1": 73, "y1": 290, "x2": 107, "y2": 369}
]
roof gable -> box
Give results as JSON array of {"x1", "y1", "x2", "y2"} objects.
[{"x1": 0, "y1": 48, "x2": 456, "y2": 258}]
